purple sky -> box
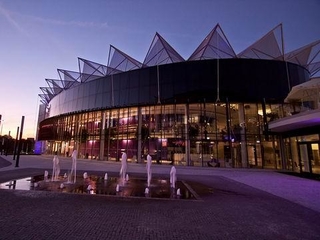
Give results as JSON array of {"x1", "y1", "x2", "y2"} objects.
[{"x1": 0, "y1": 0, "x2": 319, "y2": 138}]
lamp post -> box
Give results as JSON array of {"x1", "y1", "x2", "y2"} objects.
[
  {"x1": 13, "y1": 126, "x2": 19, "y2": 160},
  {"x1": 0, "y1": 116, "x2": 3, "y2": 155},
  {"x1": 0, "y1": 119, "x2": 3, "y2": 136},
  {"x1": 15, "y1": 116, "x2": 25, "y2": 168}
]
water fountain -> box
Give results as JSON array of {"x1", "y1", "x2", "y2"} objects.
[
  {"x1": 51, "y1": 154, "x2": 60, "y2": 181},
  {"x1": 87, "y1": 185, "x2": 92, "y2": 190},
  {"x1": 146, "y1": 154, "x2": 152, "y2": 187},
  {"x1": 170, "y1": 166, "x2": 177, "y2": 188},
  {"x1": 0, "y1": 173, "x2": 203, "y2": 200},
  {"x1": 44, "y1": 170, "x2": 49, "y2": 181},
  {"x1": 145, "y1": 187, "x2": 150, "y2": 197},
  {"x1": 70, "y1": 149, "x2": 78, "y2": 183},
  {"x1": 177, "y1": 188, "x2": 181, "y2": 196},
  {"x1": 119, "y1": 152, "x2": 127, "y2": 185},
  {"x1": 1, "y1": 153, "x2": 206, "y2": 200}
]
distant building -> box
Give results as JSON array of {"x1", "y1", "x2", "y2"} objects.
[{"x1": 37, "y1": 24, "x2": 320, "y2": 173}]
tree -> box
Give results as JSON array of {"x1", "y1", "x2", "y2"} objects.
[
  {"x1": 136, "y1": 124, "x2": 150, "y2": 155},
  {"x1": 188, "y1": 124, "x2": 199, "y2": 139},
  {"x1": 79, "y1": 129, "x2": 89, "y2": 143},
  {"x1": 63, "y1": 131, "x2": 72, "y2": 141},
  {"x1": 104, "y1": 127, "x2": 116, "y2": 139}
]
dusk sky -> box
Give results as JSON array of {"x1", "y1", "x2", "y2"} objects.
[{"x1": 0, "y1": 0, "x2": 319, "y2": 139}]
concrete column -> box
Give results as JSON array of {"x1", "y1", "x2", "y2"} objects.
[
  {"x1": 279, "y1": 136, "x2": 287, "y2": 170},
  {"x1": 300, "y1": 144, "x2": 310, "y2": 172},
  {"x1": 137, "y1": 106, "x2": 142, "y2": 163},
  {"x1": 238, "y1": 103, "x2": 248, "y2": 168},
  {"x1": 99, "y1": 111, "x2": 106, "y2": 160},
  {"x1": 185, "y1": 103, "x2": 191, "y2": 166}
]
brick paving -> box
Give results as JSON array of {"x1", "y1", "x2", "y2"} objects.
[{"x1": 0, "y1": 155, "x2": 320, "y2": 240}]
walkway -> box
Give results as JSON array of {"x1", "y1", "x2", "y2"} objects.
[{"x1": 0, "y1": 155, "x2": 320, "y2": 239}]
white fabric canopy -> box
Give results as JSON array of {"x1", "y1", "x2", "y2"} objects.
[{"x1": 284, "y1": 77, "x2": 320, "y2": 102}]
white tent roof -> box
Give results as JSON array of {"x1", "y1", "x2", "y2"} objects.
[{"x1": 284, "y1": 77, "x2": 320, "y2": 102}]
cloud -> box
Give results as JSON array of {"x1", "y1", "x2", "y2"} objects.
[
  {"x1": 31, "y1": 17, "x2": 109, "y2": 29},
  {"x1": 0, "y1": 3, "x2": 30, "y2": 36},
  {"x1": 0, "y1": 3, "x2": 109, "y2": 30},
  {"x1": 0, "y1": 5, "x2": 109, "y2": 28}
]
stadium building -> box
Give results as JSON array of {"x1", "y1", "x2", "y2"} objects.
[{"x1": 37, "y1": 24, "x2": 320, "y2": 173}]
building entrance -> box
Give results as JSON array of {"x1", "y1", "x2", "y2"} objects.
[{"x1": 298, "y1": 142, "x2": 320, "y2": 174}]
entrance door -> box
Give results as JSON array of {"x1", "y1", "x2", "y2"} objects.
[{"x1": 298, "y1": 142, "x2": 320, "y2": 174}]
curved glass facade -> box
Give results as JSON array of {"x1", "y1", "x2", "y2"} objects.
[
  {"x1": 38, "y1": 59, "x2": 310, "y2": 169},
  {"x1": 40, "y1": 102, "x2": 279, "y2": 167}
]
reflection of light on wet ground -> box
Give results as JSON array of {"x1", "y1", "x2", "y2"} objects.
[
  {"x1": 0, "y1": 177, "x2": 33, "y2": 190},
  {"x1": 0, "y1": 175, "x2": 203, "y2": 200}
]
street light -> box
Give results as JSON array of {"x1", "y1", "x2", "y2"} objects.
[
  {"x1": 0, "y1": 116, "x2": 3, "y2": 155},
  {"x1": 0, "y1": 115, "x2": 3, "y2": 135}
]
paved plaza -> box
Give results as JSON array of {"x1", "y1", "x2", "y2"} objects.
[{"x1": 0, "y1": 155, "x2": 320, "y2": 240}]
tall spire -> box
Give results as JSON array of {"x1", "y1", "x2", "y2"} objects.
[
  {"x1": 189, "y1": 24, "x2": 236, "y2": 60},
  {"x1": 143, "y1": 32, "x2": 184, "y2": 66},
  {"x1": 237, "y1": 24, "x2": 284, "y2": 59},
  {"x1": 107, "y1": 45, "x2": 142, "y2": 74}
]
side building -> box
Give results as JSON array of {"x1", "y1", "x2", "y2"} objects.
[{"x1": 37, "y1": 24, "x2": 320, "y2": 173}]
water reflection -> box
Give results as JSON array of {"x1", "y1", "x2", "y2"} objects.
[{"x1": 0, "y1": 175, "x2": 197, "y2": 200}]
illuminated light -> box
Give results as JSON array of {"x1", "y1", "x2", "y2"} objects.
[
  {"x1": 258, "y1": 109, "x2": 272, "y2": 116},
  {"x1": 256, "y1": 140, "x2": 260, "y2": 143},
  {"x1": 162, "y1": 140, "x2": 167, "y2": 147},
  {"x1": 158, "y1": 138, "x2": 167, "y2": 142}
]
